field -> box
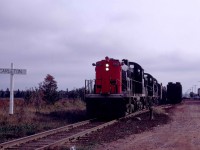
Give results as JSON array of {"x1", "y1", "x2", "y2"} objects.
[{"x1": 0, "y1": 98, "x2": 86, "y2": 143}]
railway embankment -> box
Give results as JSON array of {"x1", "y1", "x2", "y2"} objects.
[
  {"x1": 59, "y1": 105, "x2": 172, "y2": 149},
  {"x1": 95, "y1": 99, "x2": 200, "y2": 150}
]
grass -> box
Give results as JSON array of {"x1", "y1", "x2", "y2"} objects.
[{"x1": 0, "y1": 98, "x2": 87, "y2": 143}]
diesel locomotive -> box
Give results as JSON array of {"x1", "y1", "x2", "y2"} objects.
[{"x1": 85, "y1": 56, "x2": 164, "y2": 118}]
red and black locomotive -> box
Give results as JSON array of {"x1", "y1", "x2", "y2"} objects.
[{"x1": 85, "y1": 57, "x2": 164, "y2": 118}]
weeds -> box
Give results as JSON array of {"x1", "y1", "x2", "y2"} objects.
[{"x1": 0, "y1": 98, "x2": 86, "y2": 143}]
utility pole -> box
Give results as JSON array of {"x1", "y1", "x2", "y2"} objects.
[{"x1": 194, "y1": 85, "x2": 197, "y2": 94}]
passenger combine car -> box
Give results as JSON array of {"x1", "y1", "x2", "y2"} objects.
[{"x1": 85, "y1": 57, "x2": 163, "y2": 118}]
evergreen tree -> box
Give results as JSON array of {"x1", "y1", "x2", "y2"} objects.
[
  {"x1": 15, "y1": 89, "x2": 21, "y2": 98},
  {"x1": 5, "y1": 88, "x2": 10, "y2": 97}
]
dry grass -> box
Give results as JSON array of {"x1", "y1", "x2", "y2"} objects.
[{"x1": 0, "y1": 98, "x2": 86, "y2": 143}]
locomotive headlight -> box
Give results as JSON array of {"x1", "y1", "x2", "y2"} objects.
[{"x1": 105, "y1": 63, "x2": 109, "y2": 71}]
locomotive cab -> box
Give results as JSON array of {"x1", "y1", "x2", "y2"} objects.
[{"x1": 93, "y1": 56, "x2": 122, "y2": 95}]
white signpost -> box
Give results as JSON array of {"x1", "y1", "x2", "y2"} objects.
[{"x1": 0, "y1": 63, "x2": 27, "y2": 115}]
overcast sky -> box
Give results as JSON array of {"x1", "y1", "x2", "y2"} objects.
[{"x1": 1, "y1": 0, "x2": 200, "y2": 94}]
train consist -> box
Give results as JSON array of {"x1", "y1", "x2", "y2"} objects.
[{"x1": 85, "y1": 57, "x2": 182, "y2": 118}]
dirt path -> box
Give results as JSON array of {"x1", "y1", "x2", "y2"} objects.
[{"x1": 95, "y1": 100, "x2": 200, "y2": 150}]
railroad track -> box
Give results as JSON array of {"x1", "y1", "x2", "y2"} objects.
[{"x1": 0, "y1": 109, "x2": 152, "y2": 150}]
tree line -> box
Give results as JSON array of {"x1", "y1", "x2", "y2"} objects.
[{"x1": 0, "y1": 74, "x2": 85, "y2": 104}]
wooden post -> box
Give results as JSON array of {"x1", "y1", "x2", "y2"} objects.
[
  {"x1": 9, "y1": 63, "x2": 14, "y2": 115},
  {"x1": 0, "y1": 63, "x2": 27, "y2": 115},
  {"x1": 149, "y1": 107, "x2": 154, "y2": 120}
]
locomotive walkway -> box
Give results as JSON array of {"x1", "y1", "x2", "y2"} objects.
[{"x1": 95, "y1": 100, "x2": 200, "y2": 150}]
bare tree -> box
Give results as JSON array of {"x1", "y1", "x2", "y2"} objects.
[
  {"x1": 32, "y1": 88, "x2": 43, "y2": 112},
  {"x1": 39, "y1": 74, "x2": 59, "y2": 104}
]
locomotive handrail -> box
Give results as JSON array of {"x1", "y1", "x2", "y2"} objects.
[
  {"x1": 85, "y1": 78, "x2": 159, "y2": 96},
  {"x1": 85, "y1": 79, "x2": 95, "y2": 94}
]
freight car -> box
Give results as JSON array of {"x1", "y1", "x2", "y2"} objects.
[
  {"x1": 85, "y1": 57, "x2": 163, "y2": 118},
  {"x1": 167, "y1": 82, "x2": 182, "y2": 104}
]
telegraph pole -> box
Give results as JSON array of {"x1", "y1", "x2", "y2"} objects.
[{"x1": 194, "y1": 85, "x2": 197, "y2": 95}]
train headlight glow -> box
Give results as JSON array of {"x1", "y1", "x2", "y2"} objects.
[{"x1": 105, "y1": 63, "x2": 109, "y2": 71}]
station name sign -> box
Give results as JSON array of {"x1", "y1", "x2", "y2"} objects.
[{"x1": 0, "y1": 68, "x2": 27, "y2": 75}]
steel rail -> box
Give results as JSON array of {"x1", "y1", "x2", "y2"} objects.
[
  {"x1": 36, "y1": 109, "x2": 150, "y2": 150},
  {"x1": 0, "y1": 119, "x2": 94, "y2": 150},
  {"x1": 0, "y1": 108, "x2": 159, "y2": 150}
]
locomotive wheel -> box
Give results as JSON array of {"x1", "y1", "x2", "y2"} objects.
[
  {"x1": 138, "y1": 101, "x2": 143, "y2": 110},
  {"x1": 126, "y1": 104, "x2": 134, "y2": 114}
]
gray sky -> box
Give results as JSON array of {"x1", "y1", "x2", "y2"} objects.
[{"x1": 1, "y1": 0, "x2": 200, "y2": 94}]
